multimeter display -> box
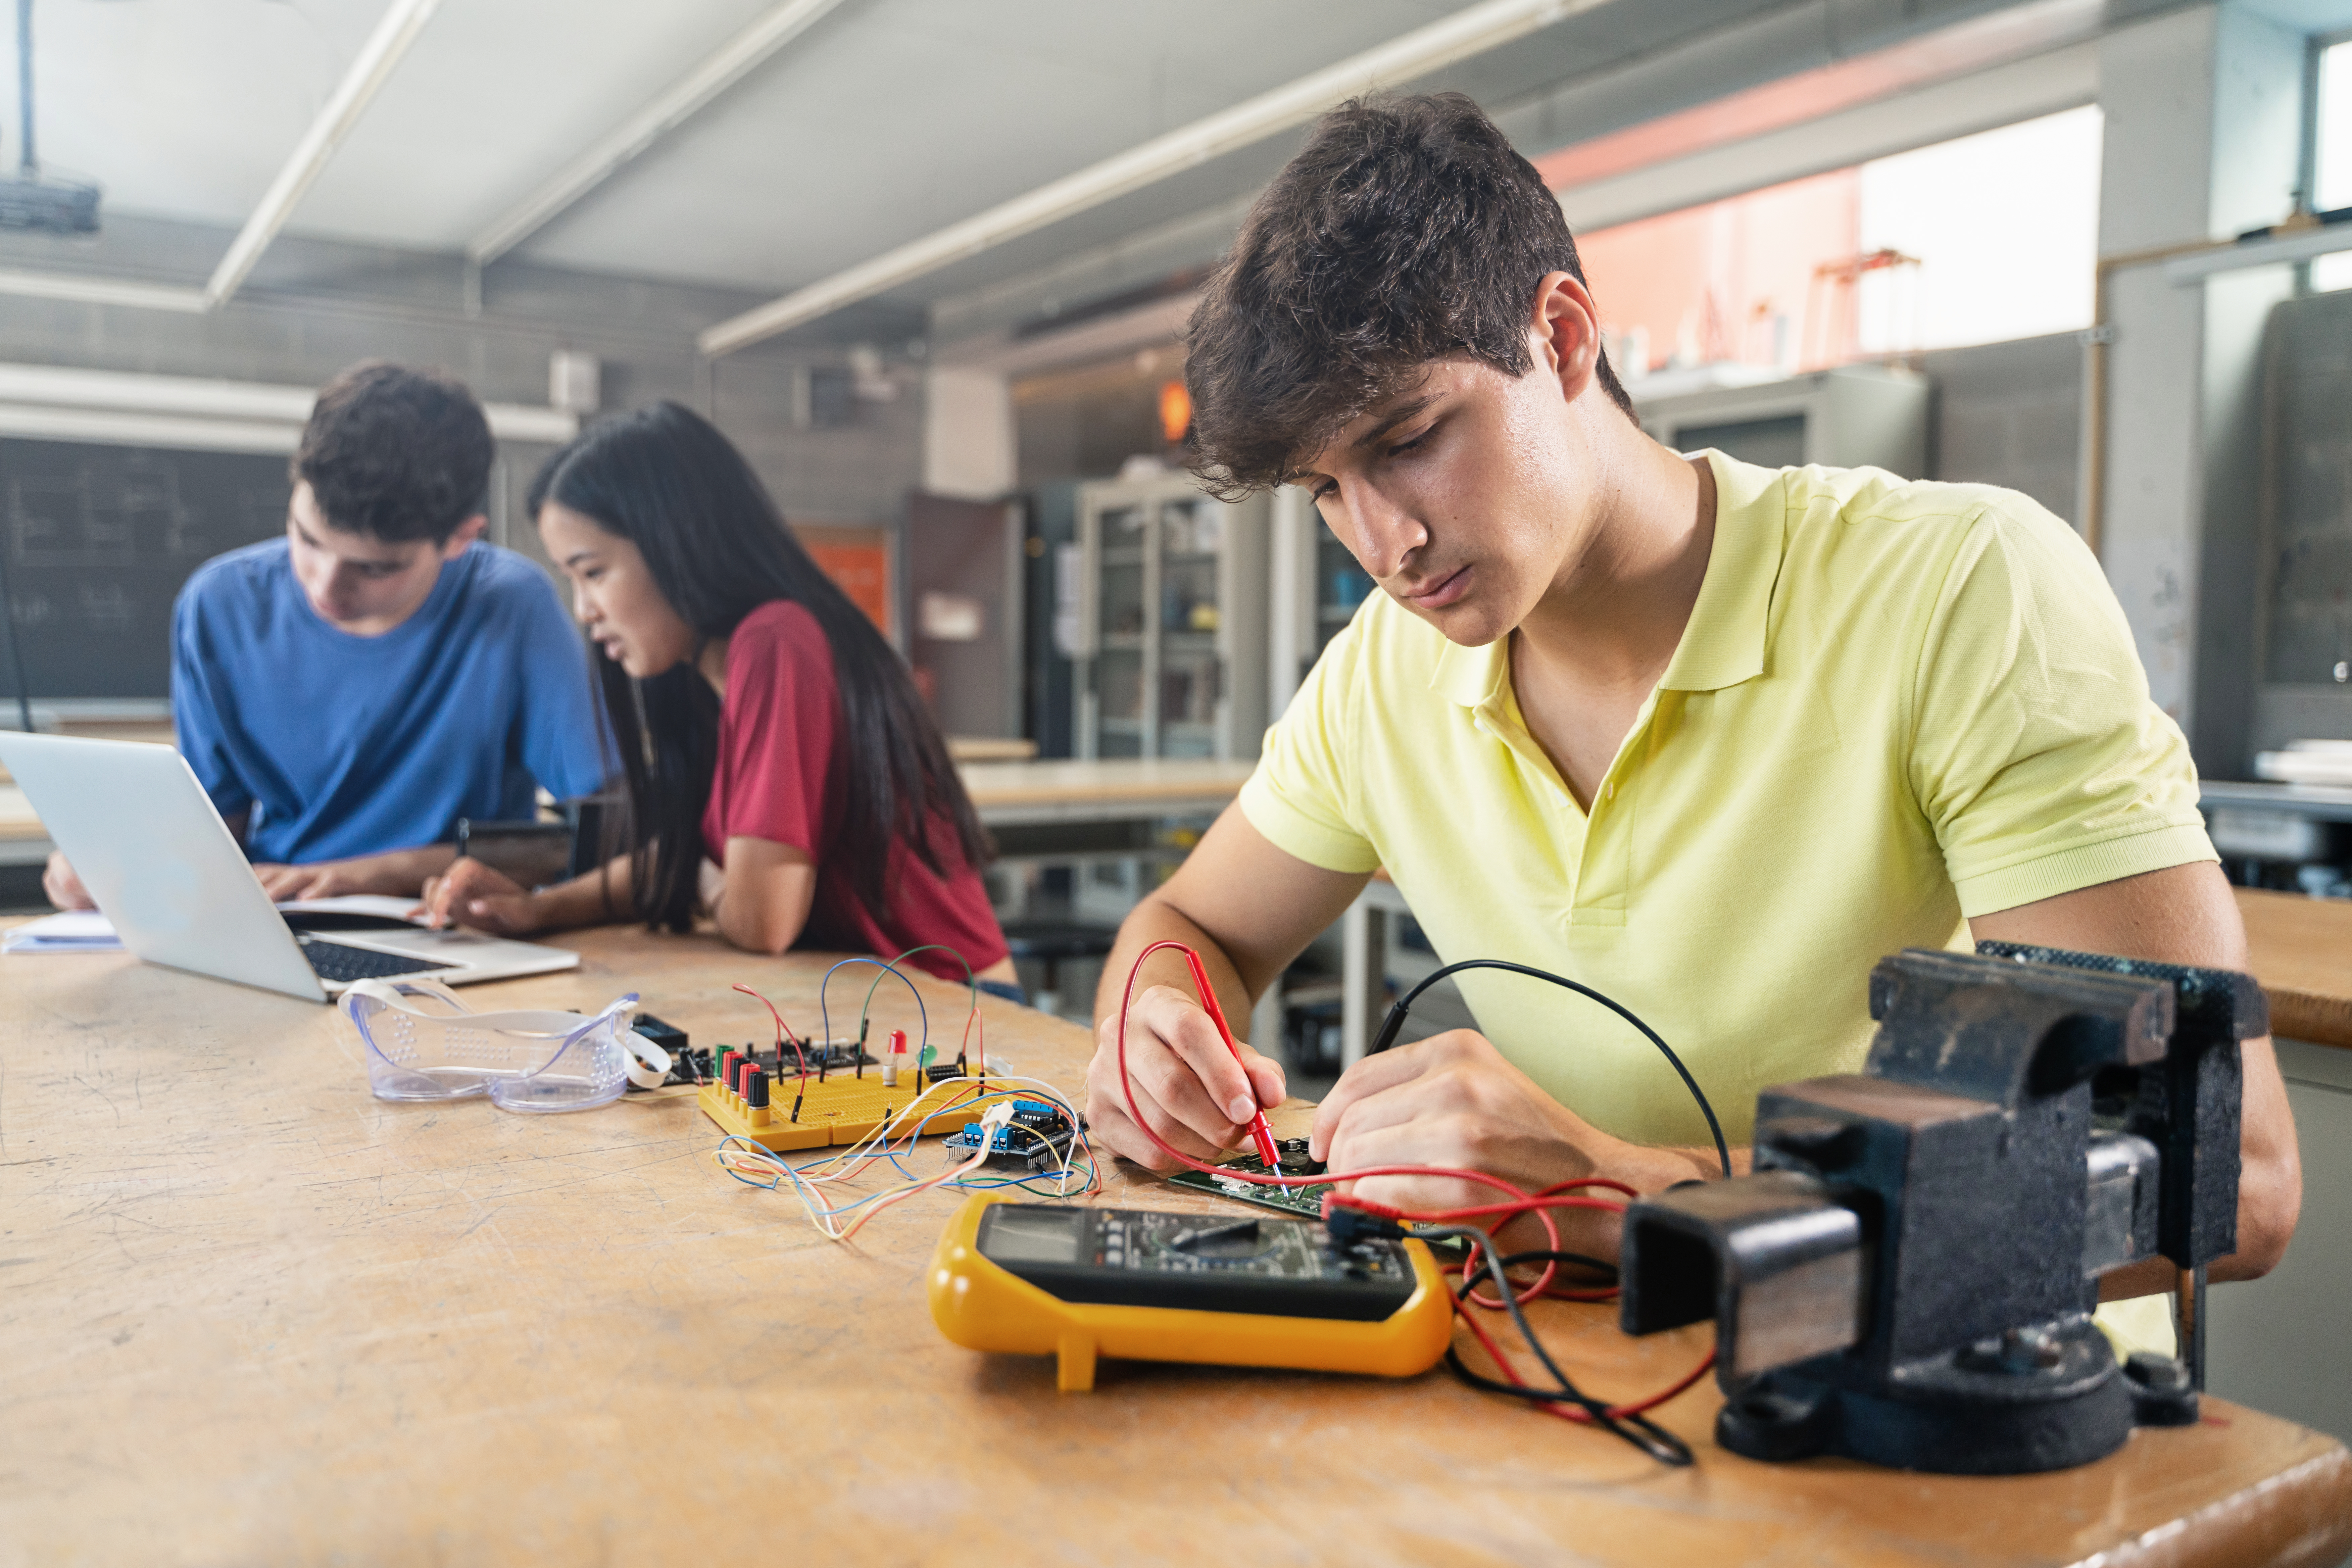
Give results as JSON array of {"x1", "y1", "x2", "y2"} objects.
[{"x1": 974, "y1": 1203, "x2": 1418, "y2": 1322}]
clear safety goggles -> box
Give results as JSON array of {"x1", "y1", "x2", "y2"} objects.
[{"x1": 341, "y1": 979, "x2": 672, "y2": 1113}]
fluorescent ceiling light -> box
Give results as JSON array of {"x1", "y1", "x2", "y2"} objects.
[
  {"x1": 0, "y1": 267, "x2": 205, "y2": 312},
  {"x1": 202, "y1": 0, "x2": 443, "y2": 307},
  {"x1": 698, "y1": 0, "x2": 1607, "y2": 357},
  {"x1": 469, "y1": 0, "x2": 851, "y2": 266},
  {"x1": 0, "y1": 361, "x2": 576, "y2": 444}
]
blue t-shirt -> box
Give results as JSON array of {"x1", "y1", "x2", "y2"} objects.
[{"x1": 172, "y1": 539, "x2": 612, "y2": 865}]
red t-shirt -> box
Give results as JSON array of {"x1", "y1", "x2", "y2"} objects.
[{"x1": 701, "y1": 600, "x2": 1008, "y2": 980}]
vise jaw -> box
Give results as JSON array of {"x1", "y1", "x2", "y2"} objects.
[{"x1": 1619, "y1": 944, "x2": 2264, "y2": 1474}]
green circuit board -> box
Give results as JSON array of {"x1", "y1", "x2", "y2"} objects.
[
  {"x1": 1165, "y1": 1146, "x2": 1470, "y2": 1260},
  {"x1": 1164, "y1": 1143, "x2": 1332, "y2": 1220}
]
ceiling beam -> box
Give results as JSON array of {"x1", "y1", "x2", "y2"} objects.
[
  {"x1": 201, "y1": 0, "x2": 444, "y2": 309},
  {"x1": 697, "y1": 0, "x2": 1608, "y2": 357},
  {"x1": 467, "y1": 0, "x2": 852, "y2": 267}
]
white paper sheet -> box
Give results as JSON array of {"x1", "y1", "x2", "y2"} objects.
[
  {"x1": 2, "y1": 910, "x2": 122, "y2": 952},
  {"x1": 4, "y1": 893, "x2": 429, "y2": 954}
]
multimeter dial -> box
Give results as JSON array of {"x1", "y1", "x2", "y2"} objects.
[{"x1": 974, "y1": 1203, "x2": 1418, "y2": 1322}]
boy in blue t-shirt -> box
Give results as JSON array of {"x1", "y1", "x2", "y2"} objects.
[{"x1": 43, "y1": 361, "x2": 610, "y2": 908}]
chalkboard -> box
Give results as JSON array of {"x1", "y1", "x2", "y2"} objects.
[{"x1": 0, "y1": 437, "x2": 291, "y2": 699}]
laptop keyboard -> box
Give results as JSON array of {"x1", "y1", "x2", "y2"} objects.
[{"x1": 296, "y1": 935, "x2": 453, "y2": 983}]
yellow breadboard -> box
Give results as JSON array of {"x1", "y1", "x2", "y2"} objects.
[{"x1": 696, "y1": 1070, "x2": 990, "y2": 1151}]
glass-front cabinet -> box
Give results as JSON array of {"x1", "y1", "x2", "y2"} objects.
[{"x1": 1074, "y1": 475, "x2": 1268, "y2": 761}]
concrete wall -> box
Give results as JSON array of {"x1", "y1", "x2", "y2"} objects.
[
  {"x1": 0, "y1": 213, "x2": 926, "y2": 565},
  {"x1": 2096, "y1": 1, "x2": 2310, "y2": 775},
  {"x1": 923, "y1": 367, "x2": 1016, "y2": 499}
]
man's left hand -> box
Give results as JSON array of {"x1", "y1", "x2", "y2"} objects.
[
  {"x1": 1310, "y1": 1030, "x2": 1720, "y2": 1259},
  {"x1": 254, "y1": 860, "x2": 375, "y2": 901}
]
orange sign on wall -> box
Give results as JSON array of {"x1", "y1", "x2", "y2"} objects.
[{"x1": 798, "y1": 526, "x2": 892, "y2": 636}]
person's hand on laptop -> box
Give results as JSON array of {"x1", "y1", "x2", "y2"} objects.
[
  {"x1": 254, "y1": 860, "x2": 379, "y2": 901},
  {"x1": 248, "y1": 846, "x2": 456, "y2": 902},
  {"x1": 415, "y1": 856, "x2": 544, "y2": 934},
  {"x1": 41, "y1": 850, "x2": 95, "y2": 911}
]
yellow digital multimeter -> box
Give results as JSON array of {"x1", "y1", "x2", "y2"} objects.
[{"x1": 926, "y1": 1193, "x2": 1455, "y2": 1391}]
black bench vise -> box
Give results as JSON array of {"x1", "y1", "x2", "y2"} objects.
[{"x1": 1617, "y1": 943, "x2": 2265, "y2": 1474}]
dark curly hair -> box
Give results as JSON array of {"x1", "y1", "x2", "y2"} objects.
[
  {"x1": 1184, "y1": 92, "x2": 1636, "y2": 500},
  {"x1": 292, "y1": 361, "x2": 493, "y2": 543}
]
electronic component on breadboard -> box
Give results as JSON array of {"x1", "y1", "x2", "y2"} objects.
[
  {"x1": 941, "y1": 1100, "x2": 1080, "y2": 1170},
  {"x1": 927, "y1": 1194, "x2": 1453, "y2": 1390},
  {"x1": 696, "y1": 1050, "x2": 987, "y2": 1150},
  {"x1": 650, "y1": 1035, "x2": 878, "y2": 1089}
]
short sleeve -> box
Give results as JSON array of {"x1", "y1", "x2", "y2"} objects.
[
  {"x1": 169, "y1": 574, "x2": 253, "y2": 820},
  {"x1": 507, "y1": 565, "x2": 615, "y2": 800},
  {"x1": 1238, "y1": 615, "x2": 1382, "y2": 874},
  {"x1": 1907, "y1": 501, "x2": 2214, "y2": 918},
  {"x1": 710, "y1": 606, "x2": 835, "y2": 860}
]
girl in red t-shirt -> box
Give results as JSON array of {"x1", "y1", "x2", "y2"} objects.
[{"x1": 420, "y1": 403, "x2": 1011, "y2": 986}]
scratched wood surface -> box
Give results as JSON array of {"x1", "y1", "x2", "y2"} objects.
[{"x1": 2, "y1": 925, "x2": 2348, "y2": 1567}]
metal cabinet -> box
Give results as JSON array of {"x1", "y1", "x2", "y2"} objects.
[
  {"x1": 1074, "y1": 474, "x2": 1268, "y2": 761},
  {"x1": 2208, "y1": 1037, "x2": 2352, "y2": 1448},
  {"x1": 1631, "y1": 364, "x2": 1929, "y2": 476},
  {"x1": 1269, "y1": 486, "x2": 1376, "y2": 723}
]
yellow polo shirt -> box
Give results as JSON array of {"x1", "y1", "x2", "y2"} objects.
[{"x1": 1241, "y1": 452, "x2": 2215, "y2": 1149}]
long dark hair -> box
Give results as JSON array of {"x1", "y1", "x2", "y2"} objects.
[{"x1": 528, "y1": 401, "x2": 990, "y2": 933}]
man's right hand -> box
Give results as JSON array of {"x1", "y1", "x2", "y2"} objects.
[
  {"x1": 414, "y1": 857, "x2": 543, "y2": 934},
  {"x1": 42, "y1": 851, "x2": 95, "y2": 911},
  {"x1": 1084, "y1": 982, "x2": 1287, "y2": 1171}
]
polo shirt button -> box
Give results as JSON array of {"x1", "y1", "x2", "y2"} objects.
[{"x1": 1604, "y1": 782, "x2": 1617, "y2": 801}]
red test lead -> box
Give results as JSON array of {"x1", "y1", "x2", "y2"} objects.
[{"x1": 1179, "y1": 946, "x2": 1284, "y2": 1172}]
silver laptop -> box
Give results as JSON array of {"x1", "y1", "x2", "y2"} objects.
[{"x1": 0, "y1": 731, "x2": 580, "y2": 1002}]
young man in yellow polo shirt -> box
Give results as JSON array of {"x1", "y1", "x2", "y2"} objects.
[{"x1": 1083, "y1": 93, "x2": 2300, "y2": 1317}]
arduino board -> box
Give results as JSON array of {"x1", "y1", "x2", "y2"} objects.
[{"x1": 941, "y1": 1099, "x2": 1080, "y2": 1170}]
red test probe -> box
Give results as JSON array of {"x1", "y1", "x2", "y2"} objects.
[{"x1": 1178, "y1": 945, "x2": 1284, "y2": 1171}]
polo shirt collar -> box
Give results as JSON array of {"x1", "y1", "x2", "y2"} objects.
[
  {"x1": 1658, "y1": 449, "x2": 1784, "y2": 694},
  {"x1": 1431, "y1": 631, "x2": 1508, "y2": 709},
  {"x1": 1425, "y1": 449, "x2": 1785, "y2": 709}
]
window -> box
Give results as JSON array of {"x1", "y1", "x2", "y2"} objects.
[
  {"x1": 1575, "y1": 106, "x2": 2104, "y2": 376},
  {"x1": 1855, "y1": 107, "x2": 2103, "y2": 352},
  {"x1": 2312, "y1": 38, "x2": 2352, "y2": 292},
  {"x1": 1575, "y1": 170, "x2": 1861, "y2": 377}
]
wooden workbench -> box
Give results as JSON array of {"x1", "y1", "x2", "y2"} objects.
[
  {"x1": 960, "y1": 756, "x2": 1257, "y2": 826},
  {"x1": 0, "y1": 752, "x2": 1254, "y2": 849},
  {"x1": 2236, "y1": 887, "x2": 2352, "y2": 1050},
  {"x1": 2, "y1": 927, "x2": 2346, "y2": 1564}
]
